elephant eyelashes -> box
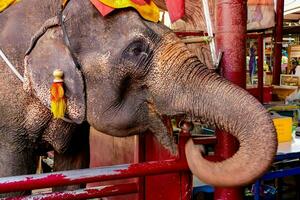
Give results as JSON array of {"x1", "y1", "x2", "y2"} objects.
[{"x1": 123, "y1": 40, "x2": 149, "y2": 58}]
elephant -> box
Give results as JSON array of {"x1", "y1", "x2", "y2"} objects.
[{"x1": 0, "y1": 0, "x2": 277, "y2": 195}]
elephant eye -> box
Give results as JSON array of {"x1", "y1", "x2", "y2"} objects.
[
  {"x1": 132, "y1": 46, "x2": 143, "y2": 56},
  {"x1": 124, "y1": 40, "x2": 148, "y2": 58}
]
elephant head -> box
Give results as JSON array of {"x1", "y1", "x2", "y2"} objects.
[{"x1": 24, "y1": 0, "x2": 277, "y2": 186}]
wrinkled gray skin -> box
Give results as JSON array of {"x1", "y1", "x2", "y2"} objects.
[
  {"x1": 0, "y1": 0, "x2": 277, "y2": 195},
  {"x1": 0, "y1": 0, "x2": 89, "y2": 196}
]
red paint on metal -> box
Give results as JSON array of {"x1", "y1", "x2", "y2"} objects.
[
  {"x1": 175, "y1": 31, "x2": 207, "y2": 37},
  {"x1": 144, "y1": 132, "x2": 182, "y2": 200},
  {"x1": 215, "y1": 131, "x2": 240, "y2": 160},
  {"x1": 247, "y1": 33, "x2": 272, "y2": 38},
  {"x1": 214, "y1": 0, "x2": 246, "y2": 199},
  {"x1": 137, "y1": 134, "x2": 145, "y2": 200},
  {"x1": 257, "y1": 34, "x2": 264, "y2": 103},
  {"x1": 193, "y1": 136, "x2": 217, "y2": 145},
  {"x1": 246, "y1": 33, "x2": 265, "y2": 103},
  {"x1": 205, "y1": 155, "x2": 224, "y2": 162},
  {"x1": 247, "y1": 86, "x2": 273, "y2": 103},
  {"x1": 88, "y1": 131, "x2": 139, "y2": 200},
  {"x1": 0, "y1": 160, "x2": 189, "y2": 194},
  {"x1": 214, "y1": 132, "x2": 243, "y2": 199},
  {"x1": 272, "y1": 0, "x2": 284, "y2": 85},
  {"x1": 7, "y1": 183, "x2": 138, "y2": 200},
  {"x1": 144, "y1": 122, "x2": 192, "y2": 200},
  {"x1": 179, "y1": 123, "x2": 193, "y2": 200}
]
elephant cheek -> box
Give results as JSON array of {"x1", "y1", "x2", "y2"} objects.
[{"x1": 86, "y1": 98, "x2": 149, "y2": 137}]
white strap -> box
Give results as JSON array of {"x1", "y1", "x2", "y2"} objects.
[
  {"x1": 202, "y1": 0, "x2": 217, "y2": 66},
  {"x1": 0, "y1": 48, "x2": 74, "y2": 123},
  {"x1": 0, "y1": 48, "x2": 24, "y2": 82}
]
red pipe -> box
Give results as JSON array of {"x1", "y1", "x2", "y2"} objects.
[
  {"x1": 214, "y1": 0, "x2": 247, "y2": 198},
  {"x1": 193, "y1": 136, "x2": 217, "y2": 145},
  {"x1": 272, "y1": 0, "x2": 284, "y2": 85},
  {"x1": 179, "y1": 123, "x2": 193, "y2": 200},
  {"x1": 246, "y1": 33, "x2": 264, "y2": 103},
  {"x1": 137, "y1": 134, "x2": 145, "y2": 200},
  {"x1": 6, "y1": 183, "x2": 138, "y2": 200},
  {"x1": 0, "y1": 160, "x2": 189, "y2": 193},
  {"x1": 175, "y1": 31, "x2": 207, "y2": 37},
  {"x1": 257, "y1": 34, "x2": 264, "y2": 103}
]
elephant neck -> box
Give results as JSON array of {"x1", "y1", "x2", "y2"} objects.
[{"x1": 24, "y1": 98, "x2": 52, "y2": 139}]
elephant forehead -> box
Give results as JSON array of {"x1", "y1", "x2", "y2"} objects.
[
  {"x1": 64, "y1": 7, "x2": 158, "y2": 52},
  {"x1": 79, "y1": 51, "x2": 111, "y2": 74}
]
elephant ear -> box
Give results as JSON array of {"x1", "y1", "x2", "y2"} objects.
[{"x1": 24, "y1": 25, "x2": 85, "y2": 124}]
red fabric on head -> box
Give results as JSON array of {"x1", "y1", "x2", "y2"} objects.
[
  {"x1": 90, "y1": 0, "x2": 114, "y2": 16},
  {"x1": 131, "y1": 0, "x2": 147, "y2": 5},
  {"x1": 165, "y1": 0, "x2": 185, "y2": 22}
]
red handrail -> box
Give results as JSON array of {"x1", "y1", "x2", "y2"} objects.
[
  {"x1": 7, "y1": 183, "x2": 138, "y2": 200},
  {"x1": 0, "y1": 159, "x2": 189, "y2": 194}
]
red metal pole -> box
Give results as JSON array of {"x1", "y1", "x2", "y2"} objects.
[
  {"x1": 257, "y1": 34, "x2": 264, "y2": 103},
  {"x1": 144, "y1": 119, "x2": 191, "y2": 200},
  {"x1": 246, "y1": 33, "x2": 265, "y2": 103},
  {"x1": 7, "y1": 183, "x2": 138, "y2": 200},
  {"x1": 272, "y1": 0, "x2": 284, "y2": 85},
  {"x1": 214, "y1": 0, "x2": 247, "y2": 198},
  {"x1": 5, "y1": 183, "x2": 138, "y2": 200},
  {"x1": 215, "y1": 0, "x2": 247, "y2": 87},
  {"x1": 0, "y1": 160, "x2": 189, "y2": 193},
  {"x1": 137, "y1": 135, "x2": 145, "y2": 200},
  {"x1": 179, "y1": 122, "x2": 193, "y2": 200}
]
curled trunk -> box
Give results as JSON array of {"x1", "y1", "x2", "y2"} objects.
[
  {"x1": 154, "y1": 35, "x2": 277, "y2": 186},
  {"x1": 183, "y1": 76, "x2": 277, "y2": 186}
]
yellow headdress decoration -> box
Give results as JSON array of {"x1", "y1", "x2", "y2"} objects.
[
  {"x1": 0, "y1": 0, "x2": 20, "y2": 12},
  {"x1": 90, "y1": 0, "x2": 159, "y2": 22}
]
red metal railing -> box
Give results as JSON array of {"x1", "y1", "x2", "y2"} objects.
[
  {"x1": 0, "y1": 124, "x2": 216, "y2": 200},
  {"x1": 7, "y1": 183, "x2": 139, "y2": 200},
  {"x1": 0, "y1": 159, "x2": 189, "y2": 193}
]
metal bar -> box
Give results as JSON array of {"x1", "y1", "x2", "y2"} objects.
[
  {"x1": 275, "y1": 152, "x2": 300, "y2": 161},
  {"x1": 174, "y1": 31, "x2": 207, "y2": 37},
  {"x1": 247, "y1": 33, "x2": 272, "y2": 39},
  {"x1": 272, "y1": 0, "x2": 284, "y2": 85},
  {"x1": 0, "y1": 160, "x2": 189, "y2": 193},
  {"x1": 261, "y1": 167, "x2": 300, "y2": 180},
  {"x1": 179, "y1": 123, "x2": 192, "y2": 200},
  {"x1": 137, "y1": 134, "x2": 145, "y2": 200},
  {"x1": 205, "y1": 155, "x2": 223, "y2": 162},
  {"x1": 6, "y1": 183, "x2": 138, "y2": 200},
  {"x1": 254, "y1": 180, "x2": 261, "y2": 200},
  {"x1": 193, "y1": 136, "x2": 217, "y2": 145},
  {"x1": 181, "y1": 36, "x2": 212, "y2": 44},
  {"x1": 257, "y1": 34, "x2": 264, "y2": 103},
  {"x1": 214, "y1": 0, "x2": 247, "y2": 198}
]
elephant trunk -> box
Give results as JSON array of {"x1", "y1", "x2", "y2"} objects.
[
  {"x1": 155, "y1": 34, "x2": 278, "y2": 186},
  {"x1": 183, "y1": 76, "x2": 277, "y2": 186}
]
